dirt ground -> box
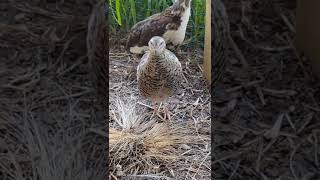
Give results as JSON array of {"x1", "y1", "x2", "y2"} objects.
[
  {"x1": 213, "y1": 0, "x2": 320, "y2": 179},
  {"x1": 108, "y1": 42, "x2": 211, "y2": 179}
]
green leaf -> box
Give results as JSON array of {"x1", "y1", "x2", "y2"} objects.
[
  {"x1": 115, "y1": 0, "x2": 122, "y2": 26},
  {"x1": 129, "y1": 0, "x2": 137, "y2": 24},
  {"x1": 147, "y1": 0, "x2": 152, "y2": 17}
]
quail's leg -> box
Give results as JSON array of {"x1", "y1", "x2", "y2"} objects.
[
  {"x1": 160, "y1": 101, "x2": 173, "y2": 122},
  {"x1": 151, "y1": 99, "x2": 165, "y2": 120},
  {"x1": 152, "y1": 101, "x2": 157, "y2": 115},
  {"x1": 151, "y1": 99, "x2": 157, "y2": 116},
  {"x1": 164, "y1": 106, "x2": 172, "y2": 122}
]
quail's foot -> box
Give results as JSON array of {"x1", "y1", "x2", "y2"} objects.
[
  {"x1": 150, "y1": 100, "x2": 164, "y2": 120},
  {"x1": 157, "y1": 106, "x2": 172, "y2": 122},
  {"x1": 150, "y1": 100, "x2": 158, "y2": 117}
]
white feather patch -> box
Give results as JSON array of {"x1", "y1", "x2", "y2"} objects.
[{"x1": 163, "y1": 6, "x2": 191, "y2": 45}]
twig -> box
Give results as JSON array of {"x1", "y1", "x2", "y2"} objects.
[
  {"x1": 255, "y1": 85, "x2": 266, "y2": 105},
  {"x1": 228, "y1": 35, "x2": 249, "y2": 68},
  {"x1": 212, "y1": 151, "x2": 245, "y2": 165},
  {"x1": 313, "y1": 131, "x2": 319, "y2": 168},
  {"x1": 228, "y1": 160, "x2": 241, "y2": 180},
  {"x1": 192, "y1": 151, "x2": 211, "y2": 179},
  {"x1": 280, "y1": 13, "x2": 296, "y2": 33},
  {"x1": 226, "y1": 80, "x2": 263, "y2": 92},
  {"x1": 297, "y1": 112, "x2": 314, "y2": 134},
  {"x1": 285, "y1": 34, "x2": 310, "y2": 79},
  {"x1": 89, "y1": 128, "x2": 108, "y2": 137},
  {"x1": 264, "y1": 113, "x2": 285, "y2": 139},
  {"x1": 137, "y1": 101, "x2": 152, "y2": 109},
  {"x1": 261, "y1": 88, "x2": 296, "y2": 97},
  {"x1": 110, "y1": 173, "x2": 119, "y2": 180},
  {"x1": 125, "y1": 174, "x2": 174, "y2": 179},
  {"x1": 289, "y1": 143, "x2": 300, "y2": 180},
  {"x1": 303, "y1": 103, "x2": 320, "y2": 112}
]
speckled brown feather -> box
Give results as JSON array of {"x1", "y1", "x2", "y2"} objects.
[
  {"x1": 137, "y1": 49, "x2": 183, "y2": 102},
  {"x1": 126, "y1": 0, "x2": 191, "y2": 53}
]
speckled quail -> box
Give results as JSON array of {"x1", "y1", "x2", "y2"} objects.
[{"x1": 137, "y1": 36, "x2": 183, "y2": 121}]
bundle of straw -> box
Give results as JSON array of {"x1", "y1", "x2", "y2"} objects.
[{"x1": 109, "y1": 98, "x2": 203, "y2": 177}]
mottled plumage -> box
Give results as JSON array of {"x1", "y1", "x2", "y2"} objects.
[
  {"x1": 137, "y1": 36, "x2": 183, "y2": 120},
  {"x1": 212, "y1": 0, "x2": 230, "y2": 87},
  {"x1": 126, "y1": 0, "x2": 192, "y2": 54}
]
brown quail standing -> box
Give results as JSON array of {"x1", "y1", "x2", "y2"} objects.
[{"x1": 137, "y1": 36, "x2": 183, "y2": 121}]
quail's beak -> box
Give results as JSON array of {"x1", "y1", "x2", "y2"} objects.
[
  {"x1": 155, "y1": 46, "x2": 162, "y2": 54},
  {"x1": 149, "y1": 46, "x2": 156, "y2": 53},
  {"x1": 150, "y1": 44, "x2": 162, "y2": 54}
]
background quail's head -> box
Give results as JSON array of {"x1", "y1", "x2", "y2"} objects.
[
  {"x1": 148, "y1": 36, "x2": 166, "y2": 54},
  {"x1": 175, "y1": 0, "x2": 191, "y2": 8}
]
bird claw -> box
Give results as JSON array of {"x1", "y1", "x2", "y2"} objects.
[
  {"x1": 150, "y1": 100, "x2": 172, "y2": 122},
  {"x1": 157, "y1": 113, "x2": 166, "y2": 121},
  {"x1": 166, "y1": 109, "x2": 173, "y2": 122},
  {"x1": 150, "y1": 110, "x2": 164, "y2": 121},
  {"x1": 159, "y1": 107, "x2": 172, "y2": 122}
]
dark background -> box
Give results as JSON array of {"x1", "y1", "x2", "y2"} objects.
[
  {"x1": 213, "y1": 0, "x2": 320, "y2": 179},
  {"x1": 0, "y1": 0, "x2": 108, "y2": 179}
]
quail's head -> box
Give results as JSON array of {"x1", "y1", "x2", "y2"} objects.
[
  {"x1": 148, "y1": 36, "x2": 166, "y2": 54},
  {"x1": 175, "y1": 0, "x2": 191, "y2": 8}
]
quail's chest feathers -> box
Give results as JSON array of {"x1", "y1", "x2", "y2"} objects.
[
  {"x1": 137, "y1": 46, "x2": 182, "y2": 101},
  {"x1": 147, "y1": 54, "x2": 166, "y2": 73},
  {"x1": 141, "y1": 53, "x2": 171, "y2": 82}
]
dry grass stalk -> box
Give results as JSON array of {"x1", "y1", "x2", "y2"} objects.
[{"x1": 109, "y1": 98, "x2": 203, "y2": 177}]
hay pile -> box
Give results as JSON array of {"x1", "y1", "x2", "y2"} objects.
[{"x1": 108, "y1": 98, "x2": 210, "y2": 179}]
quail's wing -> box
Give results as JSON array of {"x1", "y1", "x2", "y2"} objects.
[
  {"x1": 167, "y1": 50, "x2": 183, "y2": 75},
  {"x1": 137, "y1": 52, "x2": 149, "y2": 81},
  {"x1": 164, "y1": 50, "x2": 184, "y2": 90}
]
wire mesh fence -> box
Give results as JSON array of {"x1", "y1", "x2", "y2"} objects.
[{"x1": 108, "y1": 0, "x2": 206, "y2": 46}]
